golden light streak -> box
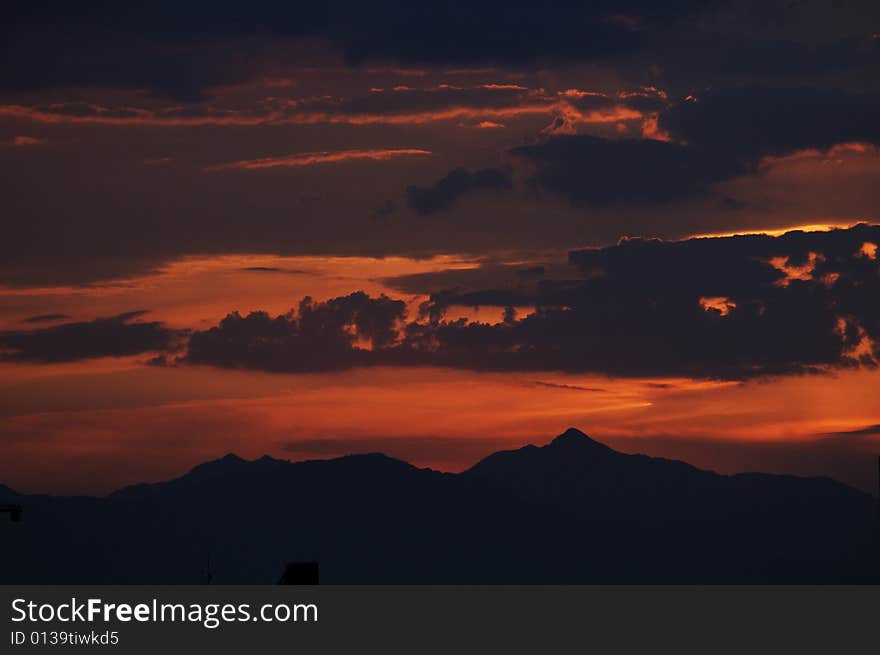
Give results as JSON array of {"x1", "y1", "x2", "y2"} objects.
[{"x1": 688, "y1": 222, "x2": 861, "y2": 239}]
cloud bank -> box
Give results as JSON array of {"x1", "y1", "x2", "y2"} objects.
[{"x1": 175, "y1": 225, "x2": 880, "y2": 380}]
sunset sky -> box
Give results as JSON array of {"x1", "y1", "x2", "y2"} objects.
[{"x1": 2, "y1": 0, "x2": 879, "y2": 494}]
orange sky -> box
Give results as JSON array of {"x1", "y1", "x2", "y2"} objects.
[
  {"x1": 1, "y1": 357, "x2": 878, "y2": 494},
  {"x1": 1, "y1": 233, "x2": 879, "y2": 495},
  {"x1": 0, "y1": 253, "x2": 488, "y2": 331},
  {"x1": 3, "y1": 43, "x2": 880, "y2": 499}
]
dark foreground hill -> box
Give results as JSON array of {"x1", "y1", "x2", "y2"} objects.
[{"x1": 1, "y1": 429, "x2": 877, "y2": 583}]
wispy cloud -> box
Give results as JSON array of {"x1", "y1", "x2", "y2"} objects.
[
  {"x1": 205, "y1": 148, "x2": 432, "y2": 171},
  {"x1": 1, "y1": 135, "x2": 46, "y2": 147},
  {"x1": 821, "y1": 424, "x2": 880, "y2": 438},
  {"x1": 0, "y1": 84, "x2": 653, "y2": 130},
  {"x1": 533, "y1": 381, "x2": 606, "y2": 392}
]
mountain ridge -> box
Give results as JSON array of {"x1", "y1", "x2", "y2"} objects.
[
  {"x1": 3, "y1": 428, "x2": 870, "y2": 516},
  {"x1": 71, "y1": 428, "x2": 869, "y2": 502},
  {"x1": 2, "y1": 428, "x2": 876, "y2": 584}
]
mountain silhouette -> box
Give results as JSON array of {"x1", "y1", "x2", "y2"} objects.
[{"x1": 1, "y1": 429, "x2": 877, "y2": 583}]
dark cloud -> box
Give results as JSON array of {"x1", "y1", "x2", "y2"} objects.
[
  {"x1": 821, "y1": 424, "x2": 880, "y2": 438},
  {"x1": 512, "y1": 86, "x2": 880, "y2": 207},
  {"x1": 334, "y1": 2, "x2": 702, "y2": 66},
  {"x1": 184, "y1": 292, "x2": 406, "y2": 372},
  {"x1": 0, "y1": 311, "x2": 180, "y2": 362},
  {"x1": 407, "y1": 168, "x2": 513, "y2": 215},
  {"x1": 369, "y1": 200, "x2": 398, "y2": 221},
  {"x1": 1, "y1": 35, "x2": 270, "y2": 103},
  {"x1": 380, "y1": 261, "x2": 556, "y2": 296},
  {"x1": 240, "y1": 266, "x2": 310, "y2": 274},
  {"x1": 6, "y1": 0, "x2": 878, "y2": 105},
  {"x1": 651, "y1": 23, "x2": 880, "y2": 89},
  {"x1": 659, "y1": 86, "x2": 880, "y2": 161},
  {"x1": 516, "y1": 266, "x2": 546, "y2": 280},
  {"x1": 2, "y1": 2, "x2": 706, "y2": 98},
  {"x1": 179, "y1": 224, "x2": 880, "y2": 380},
  {"x1": 411, "y1": 224, "x2": 880, "y2": 378},
  {"x1": 532, "y1": 381, "x2": 605, "y2": 392},
  {"x1": 511, "y1": 135, "x2": 743, "y2": 206},
  {"x1": 4, "y1": 2, "x2": 878, "y2": 103},
  {"x1": 21, "y1": 313, "x2": 70, "y2": 324}
]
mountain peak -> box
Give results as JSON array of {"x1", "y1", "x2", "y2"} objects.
[
  {"x1": 181, "y1": 452, "x2": 284, "y2": 481},
  {"x1": 464, "y1": 428, "x2": 617, "y2": 479},
  {"x1": 550, "y1": 427, "x2": 611, "y2": 450},
  {"x1": 554, "y1": 427, "x2": 590, "y2": 441}
]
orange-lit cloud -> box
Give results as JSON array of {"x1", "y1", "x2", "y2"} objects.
[
  {"x1": 204, "y1": 148, "x2": 432, "y2": 171},
  {"x1": 758, "y1": 142, "x2": 880, "y2": 170},
  {"x1": 640, "y1": 115, "x2": 671, "y2": 141},
  {"x1": 836, "y1": 317, "x2": 877, "y2": 362},
  {"x1": 858, "y1": 241, "x2": 878, "y2": 259},
  {"x1": 699, "y1": 296, "x2": 736, "y2": 316},
  {"x1": 293, "y1": 102, "x2": 641, "y2": 127},
  {"x1": 618, "y1": 86, "x2": 668, "y2": 101},
  {"x1": 767, "y1": 252, "x2": 822, "y2": 287}
]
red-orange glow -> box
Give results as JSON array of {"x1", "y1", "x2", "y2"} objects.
[
  {"x1": 554, "y1": 98, "x2": 642, "y2": 124},
  {"x1": 0, "y1": 253, "x2": 484, "y2": 331},
  {"x1": 821, "y1": 272, "x2": 841, "y2": 287},
  {"x1": 640, "y1": 115, "x2": 671, "y2": 141},
  {"x1": 1, "y1": 364, "x2": 878, "y2": 494},
  {"x1": 0, "y1": 90, "x2": 645, "y2": 129},
  {"x1": 758, "y1": 142, "x2": 879, "y2": 170},
  {"x1": 8, "y1": 135, "x2": 45, "y2": 146}
]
